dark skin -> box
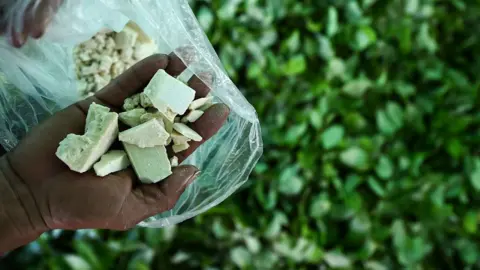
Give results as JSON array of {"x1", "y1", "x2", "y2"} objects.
[
  {"x1": 0, "y1": 53, "x2": 230, "y2": 252},
  {"x1": 0, "y1": 0, "x2": 63, "y2": 47}
]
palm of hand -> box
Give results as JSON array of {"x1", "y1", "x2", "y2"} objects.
[{"x1": 2, "y1": 54, "x2": 229, "y2": 231}]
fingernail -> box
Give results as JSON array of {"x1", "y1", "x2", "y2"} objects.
[
  {"x1": 11, "y1": 32, "x2": 26, "y2": 48},
  {"x1": 210, "y1": 103, "x2": 230, "y2": 118},
  {"x1": 174, "y1": 45, "x2": 199, "y2": 66},
  {"x1": 198, "y1": 72, "x2": 215, "y2": 85},
  {"x1": 175, "y1": 168, "x2": 200, "y2": 193},
  {"x1": 31, "y1": 28, "x2": 45, "y2": 39}
]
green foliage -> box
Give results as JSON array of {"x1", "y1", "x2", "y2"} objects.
[{"x1": 3, "y1": 0, "x2": 480, "y2": 269}]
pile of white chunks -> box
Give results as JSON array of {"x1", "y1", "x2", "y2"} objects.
[
  {"x1": 74, "y1": 22, "x2": 158, "y2": 98},
  {"x1": 56, "y1": 69, "x2": 213, "y2": 184}
]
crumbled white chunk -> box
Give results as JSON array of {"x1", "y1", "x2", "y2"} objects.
[
  {"x1": 173, "y1": 123, "x2": 202, "y2": 142},
  {"x1": 189, "y1": 96, "x2": 213, "y2": 111},
  {"x1": 170, "y1": 156, "x2": 179, "y2": 167},
  {"x1": 81, "y1": 63, "x2": 99, "y2": 75},
  {"x1": 115, "y1": 26, "x2": 139, "y2": 50},
  {"x1": 123, "y1": 94, "x2": 141, "y2": 111},
  {"x1": 134, "y1": 41, "x2": 157, "y2": 60},
  {"x1": 121, "y1": 48, "x2": 134, "y2": 60},
  {"x1": 182, "y1": 110, "x2": 204, "y2": 123},
  {"x1": 171, "y1": 131, "x2": 191, "y2": 145},
  {"x1": 98, "y1": 55, "x2": 113, "y2": 72},
  {"x1": 111, "y1": 62, "x2": 125, "y2": 78},
  {"x1": 93, "y1": 150, "x2": 131, "y2": 177},
  {"x1": 144, "y1": 70, "x2": 195, "y2": 115},
  {"x1": 140, "y1": 92, "x2": 153, "y2": 108},
  {"x1": 119, "y1": 108, "x2": 146, "y2": 127},
  {"x1": 56, "y1": 103, "x2": 119, "y2": 173},
  {"x1": 172, "y1": 142, "x2": 190, "y2": 153},
  {"x1": 119, "y1": 119, "x2": 170, "y2": 148},
  {"x1": 123, "y1": 143, "x2": 172, "y2": 184}
]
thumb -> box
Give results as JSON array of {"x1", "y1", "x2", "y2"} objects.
[{"x1": 123, "y1": 165, "x2": 199, "y2": 227}]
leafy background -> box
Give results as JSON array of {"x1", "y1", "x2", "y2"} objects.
[{"x1": 2, "y1": 0, "x2": 480, "y2": 269}]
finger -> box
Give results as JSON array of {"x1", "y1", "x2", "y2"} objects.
[
  {"x1": 30, "y1": 0, "x2": 63, "y2": 39},
  {"x1": 8, "y1": 23, "x2": 26, "y2": 48},
  {"x1": 175, "y1": 104, "x2": 230, "y2": 163},
  {"x1": 188, "y1": 72, "x2": 214, "y2": 99},
  {"x1": 77, "y1": 54, "x2": 169, "y2": 112},
  {"x1": 124, "y1": 165, "x2": 199, "y2": 224},
  {"x1": 165, "y1": 46, "x2": 198, "y2": 77}
]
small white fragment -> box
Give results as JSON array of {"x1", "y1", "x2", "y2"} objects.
[
  {"x1": 123, "y1": 94, "x2": 141, "y2": 111},
  {"x1": 111, "y1": 62, "x2": 126, "y2": 78},
  {"x1": 134, "y1": 41, "x2": 157, "y2": 60},
  {"x1": 93, "y1": 150, "x2": 131, "y2": 177},
  {"x1": 171, "y1": 131, "x2": 191, "y2": 145},
  {"x1": 121, "y1": 47, "x2": 134, "y2": 60},
  {"x1": 198, "y1": 102, "x2": 214, "y2": 111},
  {"x1": 123, "y1": 143, "x2": 172, "y2": 184},
  {"x1": 119, "y1": 108, "x2": 146, "y2": 127},
  {"x1": 173, "y1": 123, "x2": 202, "y2": 142},
  {"x1": 127, "y1": 21, "x2": 153, "y2": 43},
  {"x1": 189, "y1": 96, "x2": 213, "y2": 110},
  {"x1": 98, "y1": 55, "x2": 113, "y2": 72},
  {"x1": 78, "y1": 51, "x2": 91, "y2": 62},
  {"x1": 82, "y1": 39, "x2": 97, "y2": 50},
  {"x1": 105, "y1": 37, "x2": 116, "y2": 49},
  {"x1": 139, "y1": 92, "x2": 153, "y2": 108},
  {"x1": 119, "y1": 119, "x2": 170, "y2": 148},
  {"x1": 172, "y1": 142, "x2": 190, "y2": 153},
  {"x1": 115, "y1": 26, "x2": 139, "y2": 50},
  {"x1": 144, "y1": 70, "x2": 195, "y2": 115},
  {"x1": 81, "y1": 63, "x2": 99, "y2": 75},
  {"x1": 182, "y1": 110, "x2": 204, "y2": 123},
  {"x1": 170, "y1": 156, "x2": 179, "y2": 167},
  {"x1": 93, "y1": 74, "x2": 110, "y2": 90},
  {"x1": 77, "y1": 79, "x2": 88, "y2": 93}
]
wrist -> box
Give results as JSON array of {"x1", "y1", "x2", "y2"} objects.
[{"x1": 0, "y1": 155, "x2": 47, "y2": 252}]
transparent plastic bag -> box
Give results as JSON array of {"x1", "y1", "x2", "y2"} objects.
[{"x1": 0, "y1": 0, "x2": 263, "y2": 227}]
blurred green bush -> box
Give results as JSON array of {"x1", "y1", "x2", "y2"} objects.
[{"x1": 3, "y1": 0, "x2": 480, "y2": 269}]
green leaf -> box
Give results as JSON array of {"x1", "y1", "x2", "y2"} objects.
[
  {"x1": 318, "y1": 35, "x2": 335, "y2": 60},
  {"x1": 342, "y1": 78, "x2": 372, "y2": 97},
  {"x1": 340, "y1": 147, "x2": 370, "y2": 170},
  {"x1": 197, "y1": 7, "x2": 214, "y2": 32},
  {"x1": 309, "y1": 110, "x2": 323, "y2": 129},
  {"x1": 376, "y1": 156, "x2": 394, "y2": 180},
  {"x1": 356, "y1": 26, "x2": 377, "y2": 50},
  {"x1": 230, "y1": 247, "x2": 251, "y2": 268},
  {"x1": 368, "y1": 177, "x2": 386, "y2": 197},
  {"x1": 417, "y1": 23, "x2": 438, "y2": 53},
  {"x1": 376, "y1": 103, "x2": 404, "y2": 135},
  {"x1": 470, "y1": 159, "x2": 480, "y2": 191},
  {"x1": 73, "y1": 241, "x2": 101, "y2": 269},
  {"x1": 285, "y1": 123, "x2": 307, "y2": 144},
  {"x1": 463, "y1": 211, "x2": 478, "y2": 234},
  {"x1": 285, "y1": 30, "x2": 301, "y2": 52},
  {"x1": 324, "y1": 251, "x2": 352, "y2": 269},
  {"x1": 282, "y1": 55, "x2": 306, "y2": 75},
  {"x1": 386, "y1": 102, "x2": 404, "y2": 128},
  {"x1": 321, "y1": 125, "x2": 344, "y2": 149},
  {"x1": 326, "y1": 7, "x2": 339, "y2": 37},
  {"x1": 63, "y1": 255, "x2": 91, "y2": 270},
  {"x1": 278, "y1": 166, "x2": 304, "y2": 195},
  {"x1": 309, "y1": 194, "x2": 331, "y2": 218}
]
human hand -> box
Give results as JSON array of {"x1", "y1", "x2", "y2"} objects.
[
  {"x1": 0, "y1": 52, "x2": 229, "y2": 252},
  {"x1": 0, "y1": 0, "x2": 63, "y2": 47}
]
